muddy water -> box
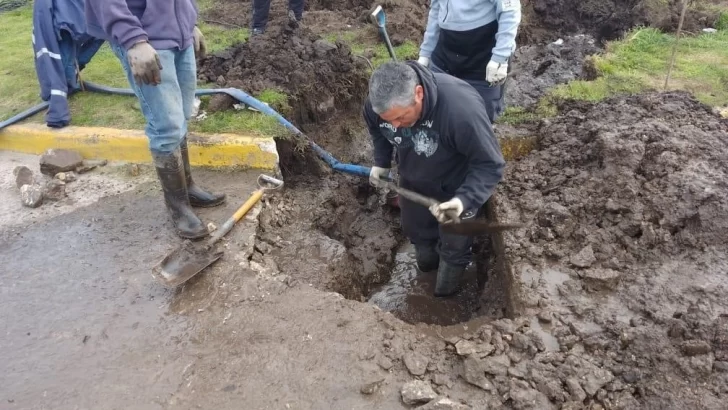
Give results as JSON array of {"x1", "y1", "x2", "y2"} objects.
[{"x1": 367, "y1": 243, "x2": 482, "y2": 326}]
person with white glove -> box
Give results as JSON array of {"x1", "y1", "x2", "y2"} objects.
[
  {"x1": 85, "y1": 0, "x2": 226, "y2": 250},
  {"x1": 417, "y1": 0, "x2": 521, "y2": 123},
  {"x1": 364, "y1": 61, "x2": 505, "y2": 297}
]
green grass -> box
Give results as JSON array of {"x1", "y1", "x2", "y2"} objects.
[
  {"x1": 324, "y1": 31, "x2": 419, "y2": 68},
  {"x1": 545, "y1": 27, "x2": 728, "y2": 108},
  {"x1": 0, "y1": 5, "x2": 284, "y2": 136}
]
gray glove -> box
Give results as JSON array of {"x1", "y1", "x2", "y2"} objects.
[
  {"x1": 193, "y1": 26, "x2": 207, "y2": 60},
  {"x1": 127, "y1": 41, "x2": 162, "y2": 86}
]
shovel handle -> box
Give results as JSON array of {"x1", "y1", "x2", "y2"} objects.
[{"x1": 207, "y1": 188, "x2": 265, "y2": 245}]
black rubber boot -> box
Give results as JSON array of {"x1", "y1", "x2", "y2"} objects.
[
  {"x1": 180, "y1": 137, "x2": 226, "y2": 208},
  {"x1": 153, "y1": 150, "x2": 209, "y2": 239},
  {"x1": 415, "y1": 244, "x2": 439, "y2": 273},
  {"x1": 434, "y1": 261, "x2": 465, "y2": 297}
]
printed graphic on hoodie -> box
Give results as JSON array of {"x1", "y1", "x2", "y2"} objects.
[{"x1": 379, "y1": 124, "x2": 439, "y2": 158}]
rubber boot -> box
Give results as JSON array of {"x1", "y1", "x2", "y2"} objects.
[
  {"x1": 153, "y1": 150, "x2": 209, "y2": 239},
  {"x1": 414, "y1": 244, "x2": 439, "y2": 273},
  {"x1": 180, "y1": 137, "x2": 226, "y2": 208},
  {"x1": 434, "y1": 261, "x2": 465, "y2": 297}
]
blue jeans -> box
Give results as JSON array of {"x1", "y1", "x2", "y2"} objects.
[
  {"x1": 431, "y1": 64, "x2": 505, "y2": 123},
  {"x1": 111, "y1": 44, "x2": 196, "y2": 154}
]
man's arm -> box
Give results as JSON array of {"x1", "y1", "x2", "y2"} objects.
[
  {"x1": 418, "y1": 0, "x2": 442, "y2": 62},
  {"x1": 363, "y1": 100, "x2": 394, "y2": 168},
  {"x1": 448, "y1": 99, "x2": 505, "y2": 211},
  {"x1": 491, "y1": 0, "x2": 521, "y2": 64},
  {"x1": 86, "y1": 0, "x2": 147, "y2": 50}
]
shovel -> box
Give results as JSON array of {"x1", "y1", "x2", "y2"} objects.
[
  {"x1": 152, "y1": 174, "x2": 284, "y2": 287},
  {"x1": 378, "y1": 180, "x2": 523, "y2": 235},
  {"x1": 370, "y1": 5, "x2": 397, "y2": 61}
]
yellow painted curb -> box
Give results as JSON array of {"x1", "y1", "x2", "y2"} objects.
[{"x1": 0, "y1": 124, "x2": 279, "y2": 170}]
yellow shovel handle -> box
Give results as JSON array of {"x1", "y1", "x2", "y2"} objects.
[{"x1": 208, "y1": 188, "x2": 265, "y2": 244}]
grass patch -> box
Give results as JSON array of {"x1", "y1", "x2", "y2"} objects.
[
  {"x1": 544, "y1": 27, "x2": 728, "y2": 108},
  {"x1": 0, "y1": 5, "x2": 282, "y2": 137},
  {"x1": 325, "y1": 30, "x2": 419, "y2": 68}
]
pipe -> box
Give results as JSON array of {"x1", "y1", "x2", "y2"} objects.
[{"x1": 0, "y1": 82, "x2": 373, "y2": 179}]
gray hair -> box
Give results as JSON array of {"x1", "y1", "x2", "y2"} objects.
[{"x1": 368, "y1": 61, "x2": 420, "y2": 114}]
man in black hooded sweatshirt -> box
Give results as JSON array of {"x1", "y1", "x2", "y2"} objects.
[{"x1": 364, "y1": 61, "x2": 505, "y2": 297}]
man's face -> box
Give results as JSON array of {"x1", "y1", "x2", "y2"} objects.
[{"x1": 379, "y1": 85, "x2": 424, "y2": 129}]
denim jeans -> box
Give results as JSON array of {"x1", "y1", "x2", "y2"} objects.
[
  {"x1": 430, "y1": 64, "x2": 505, "y2": 124},
  {"x1": 111, "y1": 44, "x2": 196, "y2": 154}
]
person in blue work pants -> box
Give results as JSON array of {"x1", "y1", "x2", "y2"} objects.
[
  {"x1": 251, "y1": 0, "x2": 305, "y2": 35},
  {"x1": 85, "y1": 0, "x2": 226, "y2": 240},
  {"x1": 417, "y1": 0, "x2": 522, "y2": 123}
]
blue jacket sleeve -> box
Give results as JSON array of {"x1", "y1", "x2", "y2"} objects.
[
  {"x1": 363, "y1": 100, "x2": 394, "y2": 169},
  {"x1": 419, "y1": 0, "x2": 442, "y2": 59},
  {"x1": 491, "y1": 0, "x2": 522, "y2": 64},
  {"x1": 85, "y1": 0, "x2": 147, "y2": 50},
  {"x1": 32, "y1": 0, "x2": 70, "y2": 127},
  {"x1": 446, "y1": 96, "x2": 505, "y2": 210}
]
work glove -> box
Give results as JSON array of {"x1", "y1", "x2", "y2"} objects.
[
  {"x1": 127, "y1": 41, "x2": 162, "y2": 86},
  {"x1": 486, "y1": 60, "x2": 508, "y2": 85},
  {"x1": 369, "y1": 166, "x2": 390, "y2": 188},
  {"x1": 193, "y1": 26, "x2": 207, "y2": 60},
  {"x1": 417, "y1": 56, "x2": 430, "y2": 68},
  {"x1": 429, "y1": 197, "x2": 464, "y2": 223}
]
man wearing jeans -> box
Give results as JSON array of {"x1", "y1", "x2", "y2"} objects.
[{"x1": 85, "y1": 0, "x2": 225, "y2": 239}]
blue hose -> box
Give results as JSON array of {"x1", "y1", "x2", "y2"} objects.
[{"x1": 1, "y1": 81, "x2": 372, "y2": 179}]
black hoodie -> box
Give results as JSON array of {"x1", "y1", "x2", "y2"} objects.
[{"x1": 363, "y1": 61, "x2": 505, "y2": 211}]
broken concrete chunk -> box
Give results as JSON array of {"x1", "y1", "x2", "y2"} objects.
[
  {"x1": 403, "y1": 352, "x2": 429, "y2": 376},
  {"x1": 482, "y1": 354, "x2": 511, "y2": 376},
  {"x1": 418, "y1": 396, "x2": 471, "y2": 410},
  {"x1": 455, "y1": 340, "x2": 479, "y2": 356},
  {"x1": 20, "y1": 184, "x2": 44, "y2": 208},
  {"x1": 43, "y1": 179, "x2": 67, "y2": 201},
  {"x1": 40, "y1": 149, "x2": 83, "y2": 176},
  {"x1": 14, "y1": 166, "x2": 36, "y2": 188},
  {"x1": 462, "y1": 356, "x2": 493, "y2": 391},
  {"x1": 400, "y1": 380, "x2": 437, "y2": 405},
  {"x1": 680, "y1": 340, "x2": 711, "y2": 357},
  {"x1": 581, "y1": 268, "x2": 622, "y2": 291},
  {"x1": 570, "y1": 245, "x2": 596, "y2": 268},
  {"x1": 581, "y1": 367, "x2": 614, "y2": 396}
]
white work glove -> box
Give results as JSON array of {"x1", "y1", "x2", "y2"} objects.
[
  {"x1": 486, "y1": 60, "x2": 508, "y2": 85},
  {"x1": 369, "y1": 166, "x2": 390, "y2": 187},
  {"x1": 429, "y1": 197, "x2": 464, "y2": 223},
  {"x1": 193, "y1": 26, "x2": 207, "y2": 59},
  {"x1": 417, "y1": 56, "x2": 431, "y2": 67}
]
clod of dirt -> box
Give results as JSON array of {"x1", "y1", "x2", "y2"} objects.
[
  {"x1": 418, "y1": 397, "x2": 471, "y2": 410},
  {"x1": 403, "y1": 351, "x2": 429, "y2": 376},
  {"x1": 76, "y1": 159, "x2": 108, "y2": 174},
  {"x1": 462, "y1": 356, "x2": 494, "y2": 392},
  {"x1": 20, "y1": 184, "x2": 44, "y2": 208},
  {"x1": 14, "y1": 165, "x2": 36, "y2": 188},
  {"x1": 40, "y1": 149, "x2": 83, "y2": 176},
  {"x1": 43, "y1": 179, "x2": 67, "y2": 202},
  {"x1": 359, "y1": 377, "x2": 385, "y2": 395},
  {"x1": 400, "y1": 380, "x2": 437, "y2": 405},
  {"x1": 199, "y1": 22, "x2": 368, "y2": 125}
]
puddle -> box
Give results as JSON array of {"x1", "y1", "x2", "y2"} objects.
[{"x1": 367, "y1": 243, "x2": 482, "y2": 326}]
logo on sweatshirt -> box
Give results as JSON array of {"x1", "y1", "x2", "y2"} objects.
[
  {"x1": 380, "y1": 123, "x2": 397, "y2": 133},
  {"x1": 413, "y1": 129, "x2": 438, "y2": 158}
]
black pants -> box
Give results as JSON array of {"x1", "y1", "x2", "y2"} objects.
[
  {"x1": 431, "y1": 64, "x2": 507, "y2": 124},
  {"x1": 399, "y1": 191, "x2": 479, "y2": 267},
  {"x1": 252, "y1": 0, "x2": 305, "y2": 30}
]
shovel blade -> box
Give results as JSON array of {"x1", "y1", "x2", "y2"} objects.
[
  {"x1": 152, "y1": 241, "x2": 224, "y2": 287},
  {"x1": 440, "y1": 221, "x2": 524, "y2": 236}
]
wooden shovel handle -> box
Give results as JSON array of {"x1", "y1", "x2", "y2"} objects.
[{"x1": 208, "y1": 188, "x2": 265, "y2": 245}]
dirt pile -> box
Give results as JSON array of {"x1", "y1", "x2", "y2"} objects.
[
  {"x1": 198, "y1": 20, "x2": 369, "y2": 124},
  {"x1": 503, "y1": 91, "x2": 728, "y2": 268}
]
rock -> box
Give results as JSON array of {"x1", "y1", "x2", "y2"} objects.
[
  {"x1": 482, "y1": 354, "x2": 511, "y2": 376},
  {"x1": 313, "y1": 39, "x2": 337, "y2": 58},
  {"x1": 582, "y1": 367, "x2": 614, "y2": 396},
  {"x1": 418, "y1": 396, "x2": 471, "y2": 410},
  {"x1": 400, "y1": 380, "x2": 437, "y2": 405},
  {"x1": 581, "y1": 268, "x2": 622, "y2": 291},
  {"x1": 76, "y1": 159, "x2": 107, "y2": 174},
  {"x1": 537, "y1": 311, "x2": 553, "y2": 323},
  {"x1": 43, "y1": 179, "x2": 66, "y2": 201},
  {"x1": 360, "y1": 378, "x2": 385, "y2": 395},
  {"x1": 432, "y1": 374, "x2": 451, "y2": 387},
  {"x1": 377, "y1": 355, "x2": 393, "y2": 370},
  {"x1": 20, "y1": 184, "x2": 44, "y2": 208},
  {"x1": 462, "y1": 356, "x2": 493, "y2": 391},
  {"x1": 570, "y1": 245, "x2": 596, "y2": 268},
  {"x1": 404, "y1": 352, "x2": 429, "y2": 376},
  {"x1": 40, "y1": 149, "x2": 83, "y2": 176},
  {"x1": 566, "y1": 378, "x2": 587, "y2": 402},
  {"x1": 680, "y1": 340, "x2": 711, "y2": 356},
  {"x1": 509, "y1": 380, "x2": 555, "y2": 410},
  {"x1": 55, "y1": 172, "x2": 76, "y2": 183},
  {"x1": 13, "y1": 166, "x2": 36, "y2": 188},
  {"x1": 714, "y1": 361, "x2": 728, "y2": 373},
  {"x1": 621, "y1": 369, "x2": 641, "y2": 384},
  {"x1": 454, "y1": 340, "x2": 493, "y2": 356}
]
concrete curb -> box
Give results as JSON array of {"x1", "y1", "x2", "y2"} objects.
[{"x1": 0, "y1": 124, "x2": 279, "y2": 170}]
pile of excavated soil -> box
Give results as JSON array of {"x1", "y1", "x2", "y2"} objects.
[
  {"x1": 493, "y1": 91, "x2": 728, "y2": 408},
  {"x1": 198, "y1": 20, "x2": 369, "y2": 124}
]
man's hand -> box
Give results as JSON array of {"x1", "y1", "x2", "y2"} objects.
[
  {"x1": 429, "y1": 197, "x2": 464, "y2": 223},
  {"x1": 369, "y1": 166, "x2": 390, "y2": 187},
  {"x1": 486, "y1": 60, "x2": 508, "y2": 85},
  {"x1": 127, "y1": 41, "x2": 162, "y2": 86},
  {"x1": 193, "y1": 26, "x2": 207, "y2": 60},
  {"x1": 417, "y1": 56, "x2": 431, "y2": 68}
]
